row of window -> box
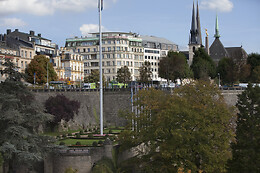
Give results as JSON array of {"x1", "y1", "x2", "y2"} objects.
[
  {"x1": 78, "y1": 47, "x2": 143, "y2": 53},
  {"x1": 84, "y1": 54, "x2": 144, "y2": 61},
  {"x1": 21, "y1": 50, "x2": 33, "y2": 59},
  {"x1": 145, "y1": 55, "x2": 160, "y2": 60},
  {"x1": 67, "y1": 40, "x2": 142, "y2": 47}
]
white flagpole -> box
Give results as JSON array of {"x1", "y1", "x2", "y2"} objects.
[{"x1": 99, "y1": 0, "x2": 103, "y2": 135}]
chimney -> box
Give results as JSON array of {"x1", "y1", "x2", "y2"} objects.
[
  {"x1": 38, "y1": 33, "x2": 41, "y2": 37},
  {"x1": 15, "y1": 29, "x2": 19, "y2": 32},
  {"x1": 7, "y1": 29, "x2": 11, "y2": 35},
  {"x1": 30, "y1": 30, "x2": 35, "y2": 36},
  {"x1": 3, "y1": 34, "x2": 7, "y2": 41},
  {"x1": 205, "y1": 36, "x2": 209, "y2": 55}
]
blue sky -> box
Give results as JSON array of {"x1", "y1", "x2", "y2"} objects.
[{"x1": 0, "y1": 0, "x2": 259, "y2": 54}]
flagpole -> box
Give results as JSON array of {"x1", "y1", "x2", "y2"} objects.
[{"x1": 99, "y1": 0, "x2": 103, "y2": 135}]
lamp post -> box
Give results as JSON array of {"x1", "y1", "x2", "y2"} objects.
[
  {"x1": 47, "y1": 62, "x2": 49, "y2": 89},
  {"x1": 218, "y1": 73, "x2": 220, "y2": 88}
]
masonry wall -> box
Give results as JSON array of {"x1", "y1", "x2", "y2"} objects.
[{"x1": 33, "y1": 90, "x2": 131, "y2": 129}]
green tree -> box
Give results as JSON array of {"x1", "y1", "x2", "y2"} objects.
[
  {"x1": 84, "y1": 69, "x2": 105, "y2": 87},
  {"x1": 191, "y1": 48, "x2": 216, "y2": 80},
  {"x1": 45, "y1": 94, "x2": 80, "y2": 131},
  {"x1": 25, "y1": 55, "x2": 57, "y2": 84},
  {"x1": 138, "y1": 61, "x2": 152, "y2": 85},
  {"x1": 227, "y1": 84, "x2": 260, "y2": 173},
  {"x1": 159, "y1": 51, "x2": 193, "y2": 83},
  {"x1": 0, "y1": 58, "x2": 55, "y2": 172},
  {"x1": 251, "y1": 65, "x2": 260, "y2": 83},
  {"x1": 217, "y1": 57, "x2": 239, "y2": 85},
  {"x1": 116, "y1": 66, "x2": 131, "y2": 84},
  {"x1": 119, "y1": 81, "x2": 234, "y2": 172}
]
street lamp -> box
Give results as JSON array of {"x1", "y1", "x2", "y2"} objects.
[{"x1": 218, "y1": 73, "x2": 220, "y2": 88}]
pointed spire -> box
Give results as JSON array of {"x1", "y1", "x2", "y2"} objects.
[
  {"x1": 190, "y1": 0, "x2": 198, "y2": 44},
  {"x1": 196, "y1": 0, "x2": 202, "y2": 45},
  {"x1": 214, "y1": 14, "x2": 220, "y2": 38}
]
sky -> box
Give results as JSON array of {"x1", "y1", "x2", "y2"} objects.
[{"x1": 0, "y1": 0, "x2": 259, "y2": 54}]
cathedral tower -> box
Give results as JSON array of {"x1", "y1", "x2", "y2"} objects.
[{"x1": 188, "y1": 0, "x2": 202, "y2": 66}]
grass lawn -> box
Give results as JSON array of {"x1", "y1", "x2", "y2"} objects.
[{"x1": 58, "y1": 138, "x2": 104, "y2": 146}]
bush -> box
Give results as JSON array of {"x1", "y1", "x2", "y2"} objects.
[
  {"x1": 62, "y1": 134, "x2": 67, "y2": 138},
  {"x1": 68, "y1": 133, "x2": 72, "y2": 136},
  {"x1": 80, "y1": 130, "x2": 84, "y2": 135},
  {"x1": 75, "y1": 141, "x2": 81, "y2": 145},
  {"x1": 92, "y1": 141, "x2": 98, "y2": 147},
  {"x1": 105, "y1": 134, "x2": 109, "y2": 138},
  {"x1": 59, "y1": 141, "x2": 65, "y2": 145},
  {"x1": 84, "y1": 129, "x2": 88, "y2": 132},
  {"x1": 109, "y1": 129, "x2": 112, "y2": 134},
  {"x1": 98, "y1": 140, "x2": 103, "y2": 145},
  {"x1": 76, "y1": 133, "x2": 81, "y2": 138}
]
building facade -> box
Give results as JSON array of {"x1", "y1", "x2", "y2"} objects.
[
  {"x1": 65, "y1": 32, "x2": 144, "y2": 82},
  {"x1": 141, "y1": 35, "x2": 178, "y2": 82}
]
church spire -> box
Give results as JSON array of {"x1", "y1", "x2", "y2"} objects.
[
  {"x1": 214, "y1": 14, "x2": 221, "y2": 38},
  {"x1": 196, "y1": 0, "x2": 202, "y2": 45},
  {"x1": 190, "y1": 0, "x2": 197, "y2": 44}
]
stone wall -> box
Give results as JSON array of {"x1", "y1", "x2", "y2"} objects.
[
  {"x1": 33, "y1": 90, "x2": 131, "y2": 129},
  {"x1": 32, "y1": 89, "x2": 241, "y2": 130}
]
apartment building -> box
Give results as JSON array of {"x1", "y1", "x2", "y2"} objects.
[
  {"x1": 65, "y1": 32, "x2": 144, "y2": 81},
  {"x1": 55, "y1": 48, "x2": 84, "y2": 83},
  {"x1": 141, "y1": 35, "x2": 178, "y2": 82}
]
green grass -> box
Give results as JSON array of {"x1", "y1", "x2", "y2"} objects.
[{"x1": 58, "y1": 138, "x2": 104, "y2": 146}]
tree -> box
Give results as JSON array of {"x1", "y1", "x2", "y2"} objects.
[
  {"x1": 45, "y1": 94, "x2": 80, "y2": 131},
  {"x1": 138, "y1": 61, "x2": 152, "y2": 85},
  {"x1": 191, "y1": 48, "x2": 216, "y2": 80},
  {"x1": 0, "y1": 58, "x2": 55, "y2": 172},
  {"x1": 119, "y1": 81, "x2": 234, "y2": 172},
  {"x1": 116, "y1": 66, "x2": 131, "y2": 84},
  {"x1": 217, "y1": 57, "x2": 239, "y2": 85},
  {"x1": 25, "y1": 55, "x2": 57, "y2": 85},
  {"x1": 159, "y1": 51, "x2": 193, "y2": 83},
  {"x1": 84, "y1": 69, "x2": 105, "y2": 87},
  {"x1": 247, "y1": 53, "x2": 260, "y2": 82},
  {"x1": 227, "y1": 84, "x2": 260, "y2": 173}
]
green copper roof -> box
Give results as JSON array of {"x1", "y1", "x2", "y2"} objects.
[{"x1": 214, "y1": 14, "x2": 221, "y2": 38}]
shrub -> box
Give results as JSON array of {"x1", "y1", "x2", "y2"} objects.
[
  {"x1": 62, "y1": 134, "x2": 67, "y2": 138},
  {"x1": 105, "y1": 134, "x2": 109, "y2": 138},
  {"x1": 75, "y1": 141, "x2": 81, "y2": 145},
  {"x1": 59, "y1": 141, "x2": 65, "y2": 145},
  {"x1": 80, "y1": 130, "x2": 84, "y2": 135},
  {"x1": 76, "y1": 133, "x2": 81, "y2": 138},
  {"x1": 84, "y1": 129, "x2": 88, "y2": 132},
  {"x1": 109, "y1": 129, "x2": 112, "y2": 134},
  {"x1": 92, "y1": 141, "x2": 98, "y2": 147},
  {"x1": 98, "y1": 140, "x2": 103, "y2": 145},
  {"x1": 68, "y1": 133, "x2": 72, "y2": 136},
  {"x1": 88, "y1": 134, "x2": 93, "y2": 138}
]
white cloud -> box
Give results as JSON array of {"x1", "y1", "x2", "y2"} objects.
[
  {"x1": 201, "y1": 0, "x2": 234, "y2": 12},
  {"x1": 0, "y1": 0, "x2": 118, "y2": 16},
  {"x1": 0, "y1": 18, "x2": 27, "y2": 27},
  {"x1": 80, "y1": 24, "x2": 108, "y2": 36}
]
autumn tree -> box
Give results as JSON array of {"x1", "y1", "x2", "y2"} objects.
[
  {"x1": 119, "y1": 81, "x2": 234, "y2": 172},
  {"x1": 159, "y1": 51, "x2": 193, "y2": 83},
  {"x1": 191, "y1": 48, "x2": 216, "y2": 80},
  {"x1": 0, "y1": 58, "x2": 55, "y2": 172},
  {"x1": 45, "y1": 94, "x2": 80, "y2": 131},
  {"x1": 25, "y1": 55, "x2": 57, "y2": 84},
  {"x1": 227, "y1": 84, "x2": 260, "y2": 173},
  {"x1": 138, "y1": 61, "x2": 152, "y2": 85},
  {"x1": 116, "y1": 66, "x2": 131, "y2": 84}
]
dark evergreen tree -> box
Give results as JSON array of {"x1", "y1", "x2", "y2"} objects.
[
  {"x1": 138, "y1": 61, "x2": 152, "y2": 85},
  {"x1": 217, "y1": 57, "x2": 238, "y2": 85},
  {"x1": 0, "y1": 58, "x2": 55, "y2": 172},
  {"x1": 191, "y1": 48, "x2": 216, "y2": 80},
  {"x1": 116, "y1": 66, "x2": 131, "y2": 84},
  {"x1": 227, "y1": 84, "x2": 260, "y2": 173},
  {"x1": 45, "y1": 94, "x2": 80, "y2": 131}
]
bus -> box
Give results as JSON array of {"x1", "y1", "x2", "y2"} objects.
[{"x1": 83, "y1": 83, "x2": 96, "y2": 89}]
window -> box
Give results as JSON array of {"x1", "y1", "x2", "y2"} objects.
[
  {"x1": 107, "y1": 61, "x2": 110, "y2": 66},
  {"x1": 117, "y1": 47, "x2": 120, "y2": 51},
  {"x1": 102, "y1": 47, "x2": 105, "y2": 51},
  {"x1": 21, "y1": 50, "x2": 24, "y2": 57},
  {"x1": 83, "y1": 48, "x2": 86, "y2": 52},
  {"x1": 145, "y1": 56, "x2": 147, "y2": 59},
  {"x1": 108, "y1": 47, "x2": 111, "y2": 52},
  {"x1": 88, "y1": 48, "x2": 90, "y2": 52},
  {"x1": 107, "y1": 54, "x2": 111, "y2": 59},
  {"x1": 117, "y1": 61, "x2": 121, "y2": 66},
  {"x1": 117, "y1": 54, "x2": 121, "y2": 58}
]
